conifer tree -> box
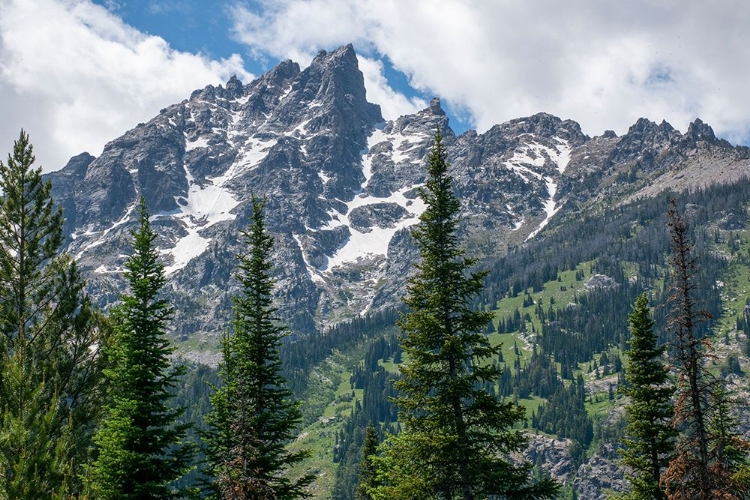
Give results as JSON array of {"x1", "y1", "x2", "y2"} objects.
[
  {"x1": 356, "y1": 423, "x2": 379, "y2": 500},
  {"x1": 373, "y1": 130, "x2": 557, "y2": 500},
  {"x1": 90, "y1": 198, "x2": 192, "y2": 499},
  {"x1": 0, "y1": 130, "x2": 105, "y2": 498},
  {"x1": 204, "y1": 197, "x2": 313, "y2": 499},
  {"x1": 620, "y1": 293, "x2": 676, "y2": 500},
  {"x1": 661, "y1": 199, "x2": 749, "y2": 499}
]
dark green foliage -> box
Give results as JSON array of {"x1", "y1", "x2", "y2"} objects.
[
  {"x1": 90, "y1": 198, "x2": 193, "y2": 499},
  {"x1": 356, "y1": 423, "x2": 379, "y2": 500},
  {"x1": 332, "y1": 334, "x2": 400, "y2": 500},
  {"x1": 707, "y1": 387, "x2": 750, "y2": 480},
  {"x1": 532, "y1": 374, "x2": 593, "y2": 461},
  {"x1": 662, "y1": 200, "x2": 749, "y2": 500},
  {"x1": 374, "y1": 131, "x2": 557, "y2": 500},
  {"x1": 204, "y1": 197, "x2": 313, "y2": 499},
  {"x1": 720, "y1": 354, "x2": 743, "y2": 376},
  {"x1": 498, "y1": 348, "x2": 561, "y2": 399},
  {"x1": 538, "y1": 283, "x2": 644, "y2": 377},
  {"x1": 282, "y1": 308, "x2": 400, "y2": 399},
  {"x1": 483, "y1": 186, "x2": 735, "y2": 352},
  {"x1": 332, "y1": 402, "x2": 370, "y2": 500},
  {"x1": 170, "y1": 362, "x2": 222, "y2": 492},
  {"x1": 620, "y1": 293, "x2": 676, "y2": 500},
  {"x1": 0, "y1": 130, "x2": 106, "y2": 498}
]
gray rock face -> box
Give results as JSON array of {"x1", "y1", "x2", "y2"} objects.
[
  {"x1": 584, "y1": 274, "x2": 619, "y2": 291},
  {"x1": 573, "y1": 408, "x2": 629, "y2": 499},
  {"x1": 524, "y1": 435, "x2": 576, "y2": 483},
  {"x1": 348, "y1": 203, "x2": 411, "y2": 232},
  {"x1": 43, "y1": 44, "x2": 750, "y2": 500},
  {"x1": 574, "y1": 446, "x2": 628, "y2": 500},
  {"x1": 47, "y1": 45, "x2": 750, "y2": 344}
]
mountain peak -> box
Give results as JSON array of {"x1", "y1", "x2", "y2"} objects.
[
  {"x1": 45, "y1": 42, "x2": 750, "y2": 352},
  {"x1": 629, "y1": 117, "x2": 658, "y2": 133},
  {"x1": 260, "y1": 58, "x2": 301, "y2": 87},
  {"x1": 225, "y1": 74, "x2": 243, "y2": 97},
  {"x1": 312, "y1": 43, "x2": 358, "y2": 68},
  {"x1": 623, "y1": 117, "x2": 680, "y2": 143},
  {"x1": 429, "y1": 97, "x2": 445, "y2": 116},
  {"x1": 300, "y1": 44, "x2": 382, "y2": 125},
  {"x1": 686, "y1": 118, "x2": 716, "y2": 142}
]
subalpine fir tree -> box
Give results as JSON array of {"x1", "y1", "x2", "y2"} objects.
[
  {"x1": 0, "y1": 130, "x2": 105, "y2": 498},
  {"x1": 90, "y1": 198, "x2": 193, "y2": 499},
  {"x1": 356, "y1": 423, "x2": 379, "y2": 500},
  {"x1": 620, "y1": 293, "x2": 676, "y2": 500},
  {"x1": 661, "y1": 199, "x2": 749, "y2": 499},
  {"x1": 205, "y1": 197, "x2": 313, "y2": 499},
  {"x1": 372, "y1": 130, "x2": 558, "y2": 500}
]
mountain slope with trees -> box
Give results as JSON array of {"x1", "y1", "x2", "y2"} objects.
[
  {"x1": 45, "y1": 45, "x2": 750, "y2": 350},
  {"x1": 0, "y1": 44, "x2": 745, "y2": 500}
]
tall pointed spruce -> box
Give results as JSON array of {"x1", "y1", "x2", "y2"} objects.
[
  {"x1": 373, "y1": 130, "x2": 558, "y2": 500},
  {"x1": 205, "y1": 197, "x2": 313, "y2": 499},
  {"x1": 620, "y1": 292, "x2": 676, "y2": 500},
  {"x1": 90, "y1": 198, "x2": 192, "y2": 499},
  {"x1": 356, "y1": 423, "x2": 379, "y2": 500},
  {"x1": 0, "y1": 130, "x2": 105, "y2": 498}
]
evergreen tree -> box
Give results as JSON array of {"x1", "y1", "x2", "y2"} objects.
[
  {"x1": 373, "y1": 131, "x2": 557, "y2": 500},
  {"x1": 707, "y1": 386, "x2": 750, "y2": 485},
  {"x1": 357, "y1": 423, "x2": 379, "y2": 500},
  {"x1": 90, "y1": 198, "x2": 193, "y2": 499},
  {"x1": 204, "y1": 197, "x2": 313, "y2": 499},
  {"x1": 661, "y1": 199, "x2": 749, "y2": 499},
  {"x1": 620, "y1": 293, "x2": 676, "y2": 500},
  {"x1": 0, "y1": 130, "x2": 106, "y2": 498}
]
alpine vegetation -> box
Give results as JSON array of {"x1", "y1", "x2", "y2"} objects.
[
  {"x1": 90, "y1": 198, "x2": 194, "y2": 499},
  {"x1": 204, "y1": 197, "x2": 314, "y2": 499},
  {"x1": 369, "y1": 131, "x2": 558, "y2": 500},
  {"x1": 4, "y1": 42, "x2": 750, "y2": 500},
  {"x1": 0, "y1": 131, "x2": 105, "y2": 499}
]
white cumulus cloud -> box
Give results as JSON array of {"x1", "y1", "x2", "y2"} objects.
[
  {"x1": 0, "y1": 0, "x2": 252, "y2": 170},
  {"x1": 229, "y1": 0, "x2": 750, "y2": 144}
]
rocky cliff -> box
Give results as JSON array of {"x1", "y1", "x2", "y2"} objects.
[{"x1": 48, "y1": 44, "x2": 750, "y2": 346}]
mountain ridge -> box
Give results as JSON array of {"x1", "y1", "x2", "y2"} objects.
[{"x1": 46, "y1": 44, "x2": 750, "y2": 344}]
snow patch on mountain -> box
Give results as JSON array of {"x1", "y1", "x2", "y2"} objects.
[
  {"x1": 361, "y1": 127, "x2": 388, "y2": 187},
  {"x1": 292, "y1": 233, "x2": 326, "y2": 285},
  {"x1": 391, "y1": 133, "x2": 429, "y2": 164},
  {"x1": 551, "y1": 137, "x2": 572, "y2": 173},
  {"x1": 361, "y1": 126, "x2": 430, "y2": 188},
  {"x1": 228, "y1": 137, "x2": 276, "y2": 177},
  {"x1": 234, "y1": 94, "x2": 252, "y2": 106},
  {"x1": 156, "y1": 163, "x2": 240, "y2": 275},
  {"x1": 185, "y1": 135, "x2": 210, "y2": 152},
  {"x1": 94, "y1": 265, "x2": 124, "y2": 274},
  {"x1": 324, "y1": 185, "x2": 426, "y2": 270},
  {"x1": 76, "y1": 202, "x2": 138, "y2": 259},
  {"x1": 287, "y1": 118, "x2": 312, "y2": 139},
  {"x1": 307, "y1": 125, "x2": 433, "y2": 271},
  {"x1": 526, "y1": 138, "x2": 571, "y2": 240},
  {"x1": 527, "y1": 178, "x2": 560, "y2": 240},
  {"x1": 278, "y1": 84, "x2": 293, "y2": 102}
]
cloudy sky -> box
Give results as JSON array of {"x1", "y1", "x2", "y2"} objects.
[{"x1": 1, "y1": 0, "x2": 749, "y2": 171}]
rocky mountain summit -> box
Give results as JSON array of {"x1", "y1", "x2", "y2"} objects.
[{"x1": 48, "y1": 44, "x2": 750, "y2": 345}]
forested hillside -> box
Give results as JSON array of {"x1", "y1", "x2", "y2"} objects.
[
  {"x1": 4, "y1": 43, "x2": 750, "y2": 499},
  {"x1": 261, "y1": 178, "x2": 750, "y2": 498},
  {"x1": 2, "y1": 120, "x2": 750, "y2": 498},
  {"x1": 169, "y1": 173, "x2": 750, "y2": 500}
]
